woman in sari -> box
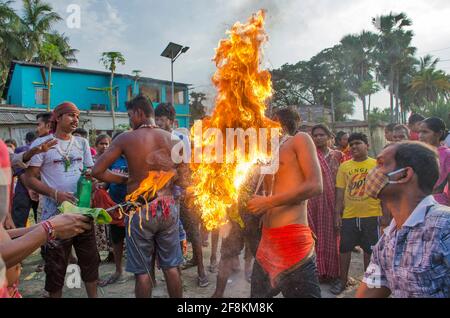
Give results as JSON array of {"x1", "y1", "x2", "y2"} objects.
[
  {"x1": 419, "y1": 117, "x2": 450, "y2": 205},
  {"x1": 335, "y1": 131, "x2": 352, "y2": 162},
  {"x1": 308, "y1": 124, "x2": 342, "y2": 282}
]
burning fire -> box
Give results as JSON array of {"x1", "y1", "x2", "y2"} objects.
[
  {"x1": 124, "y1": 170, "x2": 176, "y2": 234},
  {"x1": 190, "y1": 10, "x2": 280, "y2": 230},
  {"x1": 125, "y1": 170, "x2": 176, "y2": 203}
]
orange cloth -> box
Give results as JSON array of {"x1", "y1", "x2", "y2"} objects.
[{"x1": 256, "y1": 224, "x2": 315, "y2": 288}]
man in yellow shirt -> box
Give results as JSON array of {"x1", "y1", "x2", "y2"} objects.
[{"x1": 330, "y1": 133, "x2": 382, "y2": 295}]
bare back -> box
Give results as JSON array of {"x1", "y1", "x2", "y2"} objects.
[{"x1": 117, "y1": 127, "x2": 176, "y2": 195}]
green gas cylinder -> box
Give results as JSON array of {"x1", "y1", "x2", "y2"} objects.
[{"x1": 76, "y1": 168, "x2": 92, "y2": 208}]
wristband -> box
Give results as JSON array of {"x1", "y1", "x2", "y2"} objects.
[
  {"x1": 54, "y1": 190, "x2": 58, "y2": 202},
  {"x1": 41, "y1": 221, "x2": 57, "y2": 241}
]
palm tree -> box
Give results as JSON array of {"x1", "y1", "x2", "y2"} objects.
[
  {"x1": 100, "y1": 51, "x2": 126, "y2": 132},
  {"x1": 419, "y1": 54, "x2": 439, "y2": 72},
  {"x1": 0, "y1": 1, "x2": 26, "y2": 93},
  {"x1": 410, "y1": 68, "x2": 450, "y2": 105},
  {"x1": 44, "y1": 32, "x2": 78, "y2": 65},
  {"x1": 372, "y1": 12, "x2": 414, "y2": 123},
  {"x1": 21, "y1": 0, "x2": 61, "y2": 61},
  {"x1": 340, "y1": 30, "x2": 378, "y2": 121},
  {"x1": 39, "y1": 41, "x2": 65, "y2": 111},
  {"x1": 132, "y1": 70, "x2": 141, "y2": 97}
]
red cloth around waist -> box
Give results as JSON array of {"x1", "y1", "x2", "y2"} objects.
[
  {"x1": 93, "y1": 188, "x2": 124, "y2": 227},
  {"x1": 256, "y1": 224, "x2": 315, "y2": 288}
]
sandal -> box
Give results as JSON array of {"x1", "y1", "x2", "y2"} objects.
[
  {"x1": 347, "y1": 276, "x2": 358, "y2": 287},
  {"x1": 329, "y1": 280, "x2": 346, "y2": 295},
  {"x1": 181, "y1": 258, "x2": 197, "y2": 270},
  {"x1": 98, "y1": 272, "x2": 122, "y2": 287},
  {"x1": 35, "y1": 263, "x2": 44, "y2": 273},
  {"x1": 198, "y1": 276, "x2": 210, "y2": 288},
  {"x1": 208, "y1": 263, "x2": 218, "y2": 273}
]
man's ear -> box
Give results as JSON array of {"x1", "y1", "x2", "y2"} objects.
[{"x1": 398, "y1": 167, "x2": 414, "y2": 184}]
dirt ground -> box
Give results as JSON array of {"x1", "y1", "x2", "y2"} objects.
[{"x1": 18, "y1": 237, "x2": 364, "y2": 298}]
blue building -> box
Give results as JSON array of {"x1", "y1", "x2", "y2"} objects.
[{"x1": 1, "y1": 60, "x2": 191, "y2": 132}]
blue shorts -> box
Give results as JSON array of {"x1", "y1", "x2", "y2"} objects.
[{"x1": 125, "y1": 199, "x2": 183, "y2": 274}]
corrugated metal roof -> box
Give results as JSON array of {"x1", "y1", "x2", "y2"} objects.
[{"x1": 0, "y1": 111, "x2": 36, "y2": 125}]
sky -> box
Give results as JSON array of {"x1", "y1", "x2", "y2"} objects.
[{"x1": 12, "y1": 0, "x2": 450, "y2": 119}]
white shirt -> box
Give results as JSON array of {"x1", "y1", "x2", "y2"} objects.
[
  {"x1": 445, "y1": 134, "x2": 450, "y2": 148},
  {"x1": 29, "y1": 134, "x2": 94, "y2": 194}
]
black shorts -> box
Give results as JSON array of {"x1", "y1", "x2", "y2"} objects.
[
  {"x1": 110, "y1": 224, "x2": 126, "y2": 245},
  {"x1": 42, "y1": 226, "x2": 100, "y2": 293},
  {"x1": 251, "y1": 255, "x2": 321, "y2": 298},
  {"x1": 220, "y1": 213, "x2": 262, "y2": 260},
  {"x1": 340, "y1": 217, "x2": 380, "y2": 254}
]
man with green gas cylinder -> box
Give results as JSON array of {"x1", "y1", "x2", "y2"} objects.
[{"x1": 24, "y1": 102, "x2": 99, "y2": 298}]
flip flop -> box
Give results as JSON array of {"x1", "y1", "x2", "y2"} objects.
[
  {"x1": 98, "y1": 273, "x2": 122, "y2": 287},
  {"x1": 35, "y1": 263, "x2": 44, "y2": 273},
  {"x1": 198, "y1": 276, "x2": 209, "y2": 288},
  {"x1": 347, "y1": 276, "x2": 358, "y2": 287},
  {"x1": 329, "y1": 280, "x2": 346, "y2": 295},
  {"x1": 181, "y1": 259, "x2": 197, "y2": 270},
  {"x1": 208, "y1": 263, "x2": 218, "y2": 273}
]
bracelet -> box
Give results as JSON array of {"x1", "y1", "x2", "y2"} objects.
[
  {"x1": 54, "y1": 190, "x2": 58, "y2": 202},
  {"x1": 41, "y1": 221, "x2": 57, "y2": 241}
]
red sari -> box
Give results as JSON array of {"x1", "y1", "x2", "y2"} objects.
[{"x1": 307, "y1": 149, "x2": 341, "y2": 279}]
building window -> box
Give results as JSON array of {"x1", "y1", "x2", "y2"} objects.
[
  {"x1": 140, "y1": 85, "x2": 160, "y2": 103},
  {"x1": 127, "y1": 85, "x2": 133, "y2": 101},
  {"x1": 91, "y1": 104, "x2": 107, "y2": 111},
  {"x1": 35, "y1": 88, "x2": 49, "y2": 105},
  {"x1": 166, "y1": 86, "x2": 185, "y2": 105}
]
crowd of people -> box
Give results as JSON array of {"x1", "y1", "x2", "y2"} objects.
[{"x1": 0, "y1": 98, "x2": 449, "y2": 298}]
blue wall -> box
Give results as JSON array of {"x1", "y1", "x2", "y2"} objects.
[{"x1": 7, "y1": 63, "x2": 191, "y2": 127}]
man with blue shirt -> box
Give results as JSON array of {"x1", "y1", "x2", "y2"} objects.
[{"x1": 358, "y1": 141, "x2": 450, "y2": 298}]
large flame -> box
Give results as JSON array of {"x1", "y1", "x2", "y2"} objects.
[{"x1": 190, "y1": 10, "x2": 280, "y2": 230}]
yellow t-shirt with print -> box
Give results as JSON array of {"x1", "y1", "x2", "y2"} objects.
[{"x1": 336, "y1": 157, "x2": 382, "y2": 219}]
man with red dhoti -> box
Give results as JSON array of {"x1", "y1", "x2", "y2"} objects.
[{"x1": 247, "y1": 108, "x2": 323, "y2": 298}]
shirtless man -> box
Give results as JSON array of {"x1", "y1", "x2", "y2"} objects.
[
  {"x1": 247, "y1": 107, "x2": 323, "y2": 298},
  {"x1": 92, "y1": 95, "x2": 184, "y2": 298}
]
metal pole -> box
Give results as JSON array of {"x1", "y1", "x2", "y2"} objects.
[{"x1": 171, "y1": 54, "x2": 175, "y2": 107}]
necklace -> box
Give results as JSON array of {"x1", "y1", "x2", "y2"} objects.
[
  {"x1": 138, "y1": 123, "x2": 157, "y2": 129},
  {"x1": 55, "y1": 136, "x2": 75, "y2": 172}
]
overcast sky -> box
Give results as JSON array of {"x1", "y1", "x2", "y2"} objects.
[{"x1": 13, "y1": 0, "x2": 450, "y2": 119}]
